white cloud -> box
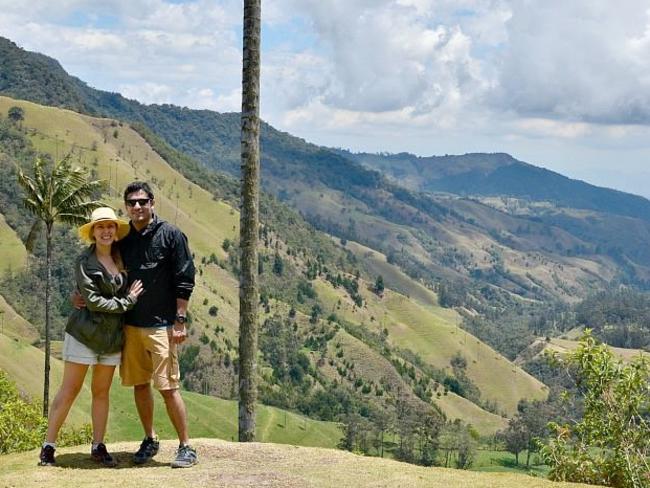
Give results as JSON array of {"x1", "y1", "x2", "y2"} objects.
[
  {"x1": 2, "y1": 0, "x2": 650, "y2": 197},
  {"x1": 496, "y1": 0, "x2": 650, "y2": 124}
]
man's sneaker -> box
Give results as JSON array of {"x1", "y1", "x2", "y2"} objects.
[
  {"x1": 170, "y1": 444, "x2": 198, "y2": 468},
  {"x1": 91, "y1": 443, "x2": 117, "y2": 467},
  {"x1": 38, "y1": 445, "x2": 56, "y2": 466},
  {"x1": 133, "y1": 436, "x2": 159, "y2": 465}
]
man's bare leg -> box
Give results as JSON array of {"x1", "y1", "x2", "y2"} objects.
[
  {"x1": 134, "y1": 383, "x2": 156, "y2": 438},
  {"x1": 159, "y1": 389, "x2": 189, "y2": 445}
]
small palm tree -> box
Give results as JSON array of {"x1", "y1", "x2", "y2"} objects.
[{"x1": 16, "y1": 155, "x2": 103, "y2": 416}]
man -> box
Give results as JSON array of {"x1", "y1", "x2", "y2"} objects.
[{"x1": 75, "y1": 181, "x2": 198, "y2": 468}]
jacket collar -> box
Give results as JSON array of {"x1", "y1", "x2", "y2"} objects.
[{"x1": 130, "y1": 214, "x2": 163, "y2": 237}]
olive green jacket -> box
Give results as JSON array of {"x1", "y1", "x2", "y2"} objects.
[{"x1": 65, "y1": 247, "x2": 136, "y2": 354}]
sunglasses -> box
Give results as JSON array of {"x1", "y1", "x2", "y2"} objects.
[{"x1": 125, "y1": 198, "x2": 152, "y2": 207}]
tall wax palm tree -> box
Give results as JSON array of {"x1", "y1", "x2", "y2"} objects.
[
  {"x1": 239, "y1": 0, "x2": 261, "y2": 442},
  {"x1": 17, "y1": 155, "x2": 103, "y2": 417}
]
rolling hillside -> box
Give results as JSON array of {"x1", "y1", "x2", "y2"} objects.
[{"x1": 0, "y1": 96, "x2": 547, "y2": 438}]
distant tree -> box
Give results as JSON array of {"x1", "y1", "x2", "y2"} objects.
[
  {"x1": 455, "y1": 426, "x2": 477, "y2": 469},
  {"x1": 222, "y1": 238, "x2": 232, "y2": 252},
  {"x1": 374, "y1": 275, "x2": 385, "y2": 296},
  {"x1": 272, "y1": 252, "x2": 283, "y2": 275},
  {"x1": 517, "y1": 399, "x2": 552, "y2": 467},
  {"x1": 7, "y1": 106, "x2": 24, "y2": 124},
  {"x1": 16, "y1": 155, "x2": 102, "y2": 416},
  {"x1": 501, "y1": 416, "x2": 528, "y2": 465}
]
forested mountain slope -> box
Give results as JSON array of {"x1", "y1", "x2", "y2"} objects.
[{"x1": 0, "y1": 97, "x2": 545, "y2": 437}]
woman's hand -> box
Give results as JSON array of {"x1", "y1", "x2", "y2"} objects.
[{"x1": 128, "y1": 279, "x2": 144, "y2": 301}]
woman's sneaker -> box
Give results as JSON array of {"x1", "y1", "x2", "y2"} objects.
[
  {"x1": 38, "y1": 445, "x2": 56, "y2": 466},
  {"x1": 91, "y1": 443, "x2": 117, "y2": 467},
  {"x1": 133, "y1": 436, "x2": 159, "y2": 465},
  {"x1": 170, "y1": 444, "x2": 198, "y2": 468}
]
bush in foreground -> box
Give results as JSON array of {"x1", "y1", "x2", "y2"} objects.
[
  {"x1": 0, "y1": 369, "x2": 91, "y2": 454},
  {"x1": 540, "y1": 331, "x2": 650, "y2": 487}
]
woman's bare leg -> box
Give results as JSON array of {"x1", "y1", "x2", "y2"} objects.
[
  {"x1": 90, "y1": 364, "x2": 116, "y2": 443},
  {"x1": 45, "y1": 362, "x2": 89, "y2": 443}
]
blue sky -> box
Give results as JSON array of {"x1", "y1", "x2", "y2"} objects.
[{"x1": 1, "y1": 0, "x2": 650, "y2": 198}]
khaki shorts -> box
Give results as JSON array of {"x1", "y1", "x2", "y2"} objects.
[{"x1": 120, "y1": 325, "x2": 180, "y2": 390}]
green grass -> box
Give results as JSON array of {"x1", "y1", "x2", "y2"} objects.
[
  {"x1": 0, "y1": 333, "x2": 341, "y2": 448},
  {"x1": 314, "y1": 277, "x2": 546, "y2": 418},
  {"x1": 0, "y1": 212, "x2": 27, "y2": 277},
  {"x1": 472, "y1": 449, "x2": 549, "y2": 477},
  {"x1": 343, "y1": 239, "x2": 440, "y2": 310},
  {"x1": 434, "y1": 392, "x2": 507, "y2": 435},
  {"x1": 383, "y1": 292, "x2": 547, "y2": 415},
  {"x1": 0, "y1": 294, "x2": 39, "y2": 343}
]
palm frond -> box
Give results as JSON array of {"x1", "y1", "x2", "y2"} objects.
[{"x1": 15, "y1": 156, "x2": 105, "y2": 241}]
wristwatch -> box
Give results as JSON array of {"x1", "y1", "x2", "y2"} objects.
[{"x1": 175, "y1": 314, "x2": 187, "y2": 324}]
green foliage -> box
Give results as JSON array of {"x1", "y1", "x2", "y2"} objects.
[
  {"x1": 16, "y1": 154, "x2": 104, "y2": 234},
  {"x1": 374, "y1": 275, "x2": 384, "y2": 295},
  {"x1": 0, "y1": 369, "x2": 46, "y2": 453},
  {"x1": 58, "y1": 423, "x2": 93, "y2": 447},
  {"x1": 272, "y1": 252, "x2": 284, "y2": 276},
  {"x1": 7, "y1": 105, "x2": 24, "y2": 123},
  {"x1": 0, "y1": 369, "x2": 92, "y2": 454},
  {"x1": 540, "y1": 331, "x2": 650, "y2": 487}
]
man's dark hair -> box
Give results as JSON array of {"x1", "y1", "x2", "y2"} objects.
[{"x1": 124, "y1": 181, "x2": 154, "y2": 201}]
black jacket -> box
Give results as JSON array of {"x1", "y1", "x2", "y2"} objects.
[{"x1": 119, "y1": 215, "x2": 195, "y2": 327}]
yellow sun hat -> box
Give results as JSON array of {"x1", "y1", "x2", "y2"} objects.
[{"x1": 78, "y1": 207, "x2": 130, "y2": 243}]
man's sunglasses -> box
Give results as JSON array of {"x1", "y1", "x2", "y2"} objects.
[{"x1": 125, "y1": 198, "x2": 152, "y2": 207}]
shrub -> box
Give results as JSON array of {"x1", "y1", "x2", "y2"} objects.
[{"x1": 540, "y1": 331, "x2": 650, "y2": 487}]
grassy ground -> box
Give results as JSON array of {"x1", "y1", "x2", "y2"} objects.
[
  {"x1": 472, "y1": 449, "x2": 549, "y2": 477},
  {"x1": 0, "y1": 439, "x2": 596, "y2": 488}
]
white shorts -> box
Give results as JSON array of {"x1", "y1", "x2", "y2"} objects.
[{"x1": 62, "y1": 333, "x2": 121, "y2": 366}]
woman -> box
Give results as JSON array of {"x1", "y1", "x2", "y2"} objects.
[{"x1": 39, "y1": 207, "x2": 144, "y2": 467}]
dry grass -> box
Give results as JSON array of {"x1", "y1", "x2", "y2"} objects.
[{"x1": 0, "y1": 439, "x2": 597, "y2": 488}]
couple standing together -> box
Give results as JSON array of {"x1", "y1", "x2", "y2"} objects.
[{"x1": 39, "y1": 181, "x2": 198, "y2": 469}]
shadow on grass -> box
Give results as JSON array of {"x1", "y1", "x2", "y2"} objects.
[{"x1": 54, "y1": 451, "x2": 169, "y2": 470}]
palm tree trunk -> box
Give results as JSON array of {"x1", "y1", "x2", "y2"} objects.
[
  {"x1": 42, "y1": 227, "x2": 52, "y2": 417},
  {"x1": 238, "y1": 0, "x2": 261, "y2": 443}
]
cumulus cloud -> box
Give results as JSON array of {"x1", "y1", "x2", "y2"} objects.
[
  {"x1": 279, "y1": 0, "x2": 490, "y2": 119},
  {"x1": 0, "y1": 0, "x2": 242, "y2": 109},
  {"x1": 3, "y1": 0, "x2": 650, "y2": 196},
  {"x1": 496, "y1": 0, "x2": 650, "y2": 124}
]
